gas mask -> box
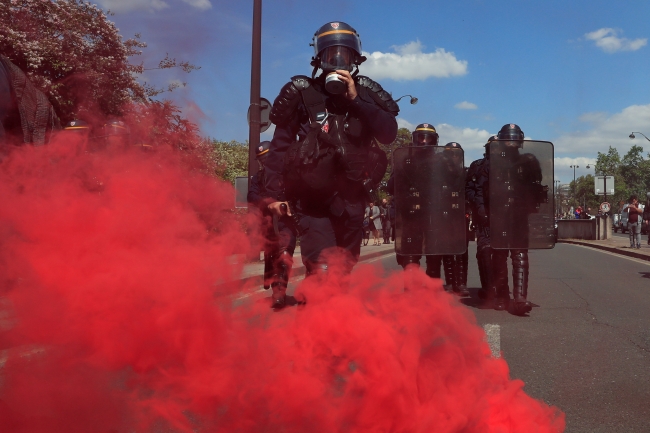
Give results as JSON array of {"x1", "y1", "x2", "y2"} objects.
[{"x1": 320, "y1": 46, "x2": 354, "y2": 94}]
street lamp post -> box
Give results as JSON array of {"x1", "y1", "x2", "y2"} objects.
[
  {"x1": 247, "y1": 0, "x2": 262, "y2": 184},
  {"x1": 569, "y1": 165, "x2": 579, "y2": 207},
  {"x1": 394, "y1": 94, "x2": 418, "y2": 105},
  {"x1": 630, "y1": 132, "x2": 650, "y2": 142},
  {"x1": 554, "y1": 180, "x2": 561, "y2": 217}
]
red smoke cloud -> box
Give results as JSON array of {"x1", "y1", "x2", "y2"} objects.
[{"x1": 0, "y1": 135, "x2": 565, "y2": 432}]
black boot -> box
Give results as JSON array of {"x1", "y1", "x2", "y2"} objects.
[
  {"x1": 476, "y1": 247, "x2": 493, "y2": 300},
  {"x1": 271, "y1": 250, "x2": 293, "y2": 309},
  {"x1": 443, "y1": 255, "x2": 457, "y2": 293},
  {"x1": 455, "y1": 250, "x2": 469, "y2": 296},
  {"x1": 492, "y1": 250, "x2": 510, "y2": 311},
  {"x1": 401, "y1": 255, "x2": 421, "y2": 291},
  {"x1": 511, "y1": 250, "x2": 532, "y2": 315},
  {"x1": 425, "y1": 255, "x2": 442, "y2": 279}
]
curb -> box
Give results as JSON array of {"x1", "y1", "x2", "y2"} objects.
[
  {"x1": 235, "y1": 247, "x2": 397, "y2": 288},
  {"x1": 558, "y1": 239, "x2": 650, "y2": 262}
]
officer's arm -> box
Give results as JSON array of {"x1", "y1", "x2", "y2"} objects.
[{"x1": 347, "y1": 97, "x2": 398, "y2": 144}]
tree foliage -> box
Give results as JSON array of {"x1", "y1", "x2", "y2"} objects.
[
  {"x1": 583, "y1": 145, "x2": 650, "y2": 212},
  {"x1": 207, "y1": 139, "x2": 249, "y2": 184},
  {"x1": 0, "y1": 0, "x2": 198, "y2": 123}
]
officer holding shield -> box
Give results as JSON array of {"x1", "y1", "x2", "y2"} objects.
[
  {"x1": 392, "y1": 124, "x2": 466, "y2": 289},
  {"x1": 468, "y1": 124, "x2": 553, "y2": 315}
]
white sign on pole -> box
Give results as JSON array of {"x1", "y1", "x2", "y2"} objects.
[{"x1": 594, "y1": 176, "x2": 614, "y2": 195}]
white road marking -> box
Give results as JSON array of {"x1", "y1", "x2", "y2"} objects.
[{"x1": 483, "y1": 324, "x2": 501, "y2": 358}]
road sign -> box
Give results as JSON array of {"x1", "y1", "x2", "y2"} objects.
[
  {"x1": 234, "y1": 176, "x2": 249, "y2": 208},
  {"x1": 595, "y1": 176, "x2": 614, "y2": 195},
  {"x1": 247, "y1": 98, "x2": 273, "y2": 132},
  {"x1": 599, "y1": 202, "x2": 611, "y2": 213}
]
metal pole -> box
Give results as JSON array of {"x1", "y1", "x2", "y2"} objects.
[{"x1": 247, "y1": 0, "x2": 262, "y2": 183}]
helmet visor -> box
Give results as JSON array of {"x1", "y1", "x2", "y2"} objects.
[
  {"x1": 320, "y1": 46, "x2": 354, "y2": 71},
  {"x1": 414, "y1": 131, "x2": 438, "y2": 146}
]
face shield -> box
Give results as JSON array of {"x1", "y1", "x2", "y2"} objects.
[
  {"x1": 320, "y1": 46, "x2": 354, "y2": 72},
  {"x1": 413, "y1": 131, "x2": 438, "y2": 146}
]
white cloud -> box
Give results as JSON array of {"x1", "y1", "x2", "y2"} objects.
[
  {"x1": 96, "y1": 0, "x2": 211, "y2": 12},
  {"x1": 361, "y1": 40, "x2": 468, "y2": 81},
  {"x1": 395, "y1": 118, "x2": 493, "y2": 162},
  {"x1": 584, "y1": 28, "x2": 647, "y2": 53},
  {"x1": 455, "y1": 101, "x2": 478, "y2": 110},
  {"x1": 555, "y1": 104, "x2": 650, "y2": 156},
  {"x1": 551, "y1": 103, "x2": 650, "y2": 183},
  {"x1": 181, "y1": 0, "x2": 212, "y2": 10}
]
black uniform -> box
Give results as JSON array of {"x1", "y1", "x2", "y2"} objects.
[
  {"x1": 248, "y1": 142, "x2": 296, "y2": 308},
  {"x1": 466, "y1": 156, "x2": 493, "y2": 295},
  {"x1": 466, "y1": 125, "x2": 536, "y2": 315},
  {"x1": 265, "y1": 22, "x2": 398, "y2": 276}
]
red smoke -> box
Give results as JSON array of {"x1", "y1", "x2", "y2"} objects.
[{"x1": 0, "y1": 134, "x2": 565, "y2": 432}]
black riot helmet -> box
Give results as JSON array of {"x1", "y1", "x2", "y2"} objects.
[
  {"x1": 497, "y1": 123, "x2": 525, "y2": 141},
  {"x1": 310, "y1": 22, "x2": 366, "y2": 75},
  {"x1": 412, "y1": 123, "x2": 439, "y2": 146},
  {"x1": 256, "y1": 140, "x2": 271, "y2": 159},
  {"x1": 63, "y1": 119, "x2": 91, "y2": 132},
  {"x1": 255, "y1": 140, "x2": 271, "y2": 170},
  {"x1": 445, "y1": 141, "x2": 463, "y2": 150}
]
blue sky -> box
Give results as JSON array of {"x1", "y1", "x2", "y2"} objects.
[{"x1": 97, "y1": 0, "x2": 650, "y2": 185}]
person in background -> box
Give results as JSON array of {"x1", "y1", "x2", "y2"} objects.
[
  {"x1": 643, "y1": 193, "x2": 650, "y2": 245},
  {"x1": 625, "y1": 195, "x2": 643, "y2": 249},
  {"x1": 364, "y1": 202, "x2": 382, "y2": 245},
  {"x1": 380, "y1": 198, "x2": 391, "y2": 244}
]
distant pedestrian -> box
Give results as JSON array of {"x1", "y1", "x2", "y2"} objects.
[
  {"x1": 364, "y1": 202, "x2": 382, "y2": 246},
  {"x1": 644, "y1": 193, "x2": 650, "y2": 245},
  {"x1": 380, "y1": 198, "x2": 391, "y2": 244},
  {"x1": 625, "y1": 195, "x2": 643, "y2": 249}
]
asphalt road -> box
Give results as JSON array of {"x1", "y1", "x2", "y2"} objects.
[{"x1": 374, "y1": 242, "x2": 650, "y2": 433}]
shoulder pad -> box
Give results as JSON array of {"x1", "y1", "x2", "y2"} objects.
[
  {"x1": 291, "y1": 75, "x2": 312, "y2": 91},
  {"x1": 356, "y1": 75, "x2": 400, "y2": 116}
]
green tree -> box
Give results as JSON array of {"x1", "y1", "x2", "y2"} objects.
[
  {"x1": 208, "y1": 139, "x2": 249, "y2": 184},
  {"x1": 594, "y1": 146, "x2": 628, "y2": 210},
  {"x1": 0, "y1": 0, "x2": 198, "y2": 122},
  {"x1": 620, "y1": 145, "x2": 650, "y2": 199}
]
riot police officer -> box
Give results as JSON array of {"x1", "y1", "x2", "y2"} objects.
[
  {"x1": 467, "y1": 124, "x2": 542, "y2": 315},
  {"x1": 392, "y1": 124, "x2": 465, "y2": 290},
  {"x1": 265, "y1": 22, "x2": 398, "y2": 278},
  {"x1": 466, "y1": 135, "x2": 496, "y2": 298},
  {"x1": 444, "y1": 142, "x2": 470, "y2": 296},
  {"x1": 248, "y1": 141, "x2": 296, "y2": 308}
]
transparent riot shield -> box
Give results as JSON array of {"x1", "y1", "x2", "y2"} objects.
[
  {"x1": 488, "y1": 140, "x2": 555, "y2": 249},
  {"x1": 394, "y1": 146, "x2": 466, "y2": 255}
]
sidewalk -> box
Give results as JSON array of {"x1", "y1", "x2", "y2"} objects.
[
  {"x1": 239, "y1": 241, "x2": 396, "y2": 285},
  {"x1": 559, "y1": 236, "x2": 650, "y2": 261}
]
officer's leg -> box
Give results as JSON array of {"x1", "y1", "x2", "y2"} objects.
[
  {"x1": 269, "y1": 218, "x2": 298, "y2": 308},
  {"x1": 492, "y1": 249, "x2": 510, "y2": 311},
  {"x1": 400, "y1": 255, "x2": 421, "y2": 291},
  {"x1": 455, "y1": 245, "x2": 470, "y2": 297},
  {"x1": 425, "y1": 255, "x2": 442, "y2": 279},
  {"x1": 475, "y1": 228, "x2": 492, "y2": 299},
  {"x1": 299, "y1": 213, "x2": 337, "y2": 277},
  {"x1": 442, "y1": 255, "x2": 456, "y2": 292},
  {"x1": 333, "y1": 198, "x2": 364, "y2": 274},
  {"x1": 511, "y1": 249, "x2": 532, "y2": 315}
]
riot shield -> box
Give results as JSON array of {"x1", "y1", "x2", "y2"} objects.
[
  {"x1": 488, "y1": 140, "x2": 555, "y2": 249},
  {"x1": 393, "y1": 146, "x2": 466, "y2": 255}
]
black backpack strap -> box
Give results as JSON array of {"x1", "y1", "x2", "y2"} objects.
[{"x1": 291, "y1": 75, "x2": 328, "y2": 124}]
